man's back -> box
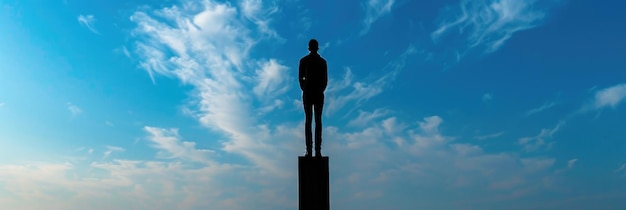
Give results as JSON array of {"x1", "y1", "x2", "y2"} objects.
[
  {"x1": 299, "y1": 53, "x2": 328, "y2": 94},
  {"x1": 299, "y1": 38, "x2": 327, "y2": 158}
]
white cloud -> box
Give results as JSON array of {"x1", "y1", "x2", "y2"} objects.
[
  {"x1": 348, "y1": 108, "x2": 391, "y2": 127},
  {"x1": 130, "y1": 0, "x2": 301, "y2": 181},
  {"x1": 258, "y1": 99, "x2": 284, "y2": 114},
  {"x1": 592, "y1": 83, "x2": 626, "y2": 109},
  {"x1": 239, "y1": 0, "x2": 281, "y2": 40},
  {"x1": 567, "y1": 158, "x2": 577, "y2": 169},
  {"x1": 143, "y1": 126, "x2": 215, "y2": 164},
  {"x1": 419, "y1": 115, "x2": 443, "y2": 134},
  {"x1": 525, "y1": 101, "x2": 557, "y2": 117},
  {"x1": 121, "y1": 46, "x2": 131, "y2": 59},
  {"x1": 360, "y1": 0, "x2": 395, "y2": 36},
  {"x1": 77, "y1": 14, "x2": 98, "y2": 34},
  {"x1": 253, "y1": 59, "x2": 289, "y2": 100},
  {"x1": 0, "y1": 159, "x2": 248, "y2": 210},
  {"x1": 554, "y1": 158, "x2": 578, "y2": 174},
  {"x1": 0, "y1": 111, "x2": 568, "y2": 209},
  {"x1": 431, "y1": 0, "x2": 553, "y2": 61},
  {"x1": 103, "y1": 145, "x2": 125, "y2": 158},
  {"x1": 240, "y1": 0, "x2": 261, "y2": 18},
  {"x1": 518, "y1": 120, "x2": 564, "y2": 152},
  {"x1": 325, "y1": 46, "x2": 416, "y2": 115},
  {"x1": 475, "y1": 131, "x2": 504, "y2": 140},
  {"x1": 67, "y1": 102, "x2": 82, "y2": 116}
]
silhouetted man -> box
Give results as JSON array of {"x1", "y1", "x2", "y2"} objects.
[{"x1": 299, "y1": 39, "x2": 328, "y2": 158}]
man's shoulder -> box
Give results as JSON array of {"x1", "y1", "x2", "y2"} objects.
[
  {"x1": 299, "y1": 55, "x2": 310, "y2": 63},
  {"x1": 301, "y1": 54, "x2": 326, "y2": 64}
]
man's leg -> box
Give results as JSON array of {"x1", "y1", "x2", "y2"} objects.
[
  {"x1": 304, "y1": 102, "x2": 313, "y2": 156},
  {"x1": 314, "y1": 101, "x2": 323, "y2": 156}
]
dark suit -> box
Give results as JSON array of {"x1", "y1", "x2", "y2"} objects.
[{"x1": 299, "y1": 52, "x2": 328, "y2": 154}]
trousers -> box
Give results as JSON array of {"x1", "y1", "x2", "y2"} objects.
[{"x1": 303, "y1": 92, "x2": 324, "y2": 152}]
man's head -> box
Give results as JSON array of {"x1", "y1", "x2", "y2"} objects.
[{"x1": 308, "y1": 39, "x2": 319, "y2": 53}]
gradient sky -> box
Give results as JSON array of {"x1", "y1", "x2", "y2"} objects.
[{"x1": 1, "y1": 0, "x2": 626, "y2": 209}]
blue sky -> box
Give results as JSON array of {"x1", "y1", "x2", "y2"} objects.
[{"x1": 1, "y1": 0, "x2": 626, "y2": 209}]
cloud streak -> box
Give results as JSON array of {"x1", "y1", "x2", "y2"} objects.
[
  {"x1": 518, "y1": 120, "x2": 564, "y2": 152},
  {"x1": 144, "y1": 126, "x2": 215, "y2": 164},
  {"x1": 475, "y1": 131, "x2": 504, "y2": 140},
  {"x1": 103, "y1": 145, "x2": 124, "y2": 158},
  {"x1": 431, "y1": 0, "x2": 554, "y2": 63},
  {"x1": 591, "y1": 83, "x2": 626, "y2": 110},
  {"x1": 325, "y1": 45, "x2": 416, "y2": 115},
  {"x1": 77, "y1": 14, "x2": 98, "y2": 34},
  {"x1": 66, "y1": 102, "x2": 82, "y2": 116},
  {"x1": 0, "y1": 113, "x2": 572, "y2": 209},
  {"x1": 567, "y1": 158, "x2": 577, "y2": 169},
  {"x1": 526, "y1": 101, "x2": 557, "y2": 117},
  {"x1": 129, "y1": 0, "x2": 302, "y2": 184},
  {"x1": 360, "y1": 0, "x2": 395, "y2": 35}
]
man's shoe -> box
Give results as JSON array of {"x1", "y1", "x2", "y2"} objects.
[
  {"x1": 315, "y1": 150, "x2": 322, "y2": 158},
  {"x1": 304, "y1": 150, "x2": 312, "y2": 158}
]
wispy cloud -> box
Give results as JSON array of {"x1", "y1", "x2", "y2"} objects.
[
  {"x1": 144, "y1": 126, "x2": 215, "y2": 164},
  {"x1": 567, "y1": 158, "x2": 578, "y2": 169},
  {"x1": 525, "y1": 101, "x2": 557, "y2": 117},
  {"x1": 66, "y1": 102, "x2": 82, "y2": 116},
  {"x1": 475, "y1": 131, "x2": 504, "y2": 140},
  {"x1": 0, "y1": 102, "x2": 4, "y2": 108},
  {"x1": 103, "y1": 145, "x2": 124, "y2": 158},
  {"x1": 573, "y1": 83, "x2": 626, "y2": 117},
  {"x1": 325, "y1": 45, "x2": 417, "y2": 115},
  {"x1": 360, "y1": 0, "x2": 395, "y2": 36},
  {"x1": 348, "y1": 108, "x2": 391, "y2": 127},
  {"x1": 591, "y1": 83, "x2": 626, "y2": 110},
  {"x1": 77, "y1": 14, "x2": 98, "y2": 34},
  {"x1": 554, "y1": 158, "x2": 578, "y2": 174},
  {"x1": 253, "y1": 59, "x2": 289, "y2": 101},
  {"x1": 0, "y1": 159, "x2": 244, "y2": 209},
  {"x1": 518, "y1": 120, "x2": 565, "y2": 152},
  {"x1": 239, "y1": 0, "x2": 282, "y2": 40},
  {"x1": 130, "y1": 0, "x2": 298, "y2": 180},
  {"x1": 0, "y1": 112, "x2": 566, "y2": 209},
  {"x1": 431, "y1": 0, "x2": 554, "y2": 62}
]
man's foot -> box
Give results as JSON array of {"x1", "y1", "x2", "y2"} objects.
[
  {"x1": 304, "y1": 150, "x2": 312, "y2": 158},
  {"x1": 315, "y1": 150, "x2": 322, "y2": 158}
]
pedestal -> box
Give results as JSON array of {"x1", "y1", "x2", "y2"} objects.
[{"x1": 298, "y1": 156, "x2": 329, "y2": 210}]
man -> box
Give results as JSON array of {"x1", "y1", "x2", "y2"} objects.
[{"x1": 299, "y1": 39, "x2": 328, "y2": 158}]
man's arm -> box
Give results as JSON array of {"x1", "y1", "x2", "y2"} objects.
[
  {"x1": 322, "y1": 59, "x2": 328, "y2": 92},
  {"x1": 298, "y1": 58, "x2": 306, "y2": 91}
]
